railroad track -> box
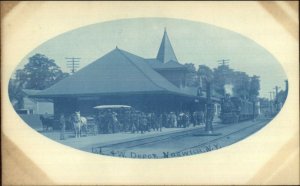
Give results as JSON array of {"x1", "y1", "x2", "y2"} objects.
[
  {"x1": 175, "y1": 118, "x2": 269, "y2": 153},
  {"x1": 92, "y1": 119, "x2": 269, "y2": 155},
  {"x1": 92, "y1": 126, "x2": 210, "y2": 154}
]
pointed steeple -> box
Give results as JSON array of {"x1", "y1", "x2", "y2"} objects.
[{"x1": 156, "y1": 29, "x2": 178, "y2": 63}]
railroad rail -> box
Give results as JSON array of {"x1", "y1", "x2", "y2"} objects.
[
  {"x1": 91, "y1": 118, "x2": 269, "y2": 156},
  {"x1": 175, "y1": 118, "x2": 269, "y2": 154}
]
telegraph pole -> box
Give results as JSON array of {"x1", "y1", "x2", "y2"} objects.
[
  {"x1": 284, "y1": 80, "x2": 288, "y2": 93},
  {"x1": 218, "y1": 59, "x2": 230, "y2": 91},
  {"x1": 218, "y1": 59, "x2": 230, "y2": 67},
  {"x1": 274, "y1": 86, "x2": 280, "y2": 113},
  {"x1": 194, "y1": 77, "x2": 221, "y2": 136},
  {"x1": 269, "y1": 91, "x2": 273, "y2": 115},
  {"x1": 274, "y1": 86, "x2": 280, "y2": 98},
  {"x1": 66, "y1": 57, "x2": 80, "y2": 74},
  {"x1": 269, "y1": 92, "x2": 273, "y2": 101}
]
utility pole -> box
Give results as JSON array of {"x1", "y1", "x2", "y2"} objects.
[
  {"x1": 274, "y1": 86, "x2": 280, "y2": 98},
  {"x1": 284, "y1": 80, "x2": 288, "y2": 93},
  {"x1": 194, "y1": 77, "x2": 221, "y2": 136},
  {"x1": 284, "y1": 80, "x2": 288, "y2": 101},
  {"x1": 66, "y1": 57, "x2": 80, "y2": 74},
  {"x1": 218, "y1": 59, "x2": 230, "y2": 92},
  {"x1": 205, "y1": 80, "x2": 213, "y2": 133},
  {"x1": 274, "y1": 86, "x2": 280, "y2": 113},
  {"x1": 269, "y1": 91, "x2": 273, "y2": 115},
  {"x1": 194, "y1": 61, "x2": 223, "y2": 137},
  {"x1": 217, "y1": 59, "x2": 230, "y2": 67}
]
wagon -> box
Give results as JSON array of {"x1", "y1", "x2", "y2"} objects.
[
  {"x1": 93, "y1": 105, "x2": 132, "y2": 134},
  {"x1": 85, "y1": 116, "x2": 97, "y2": 136}
]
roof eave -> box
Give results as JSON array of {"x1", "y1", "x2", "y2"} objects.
[{"x1": 30, "y1": 89, "x2": 195, "y2": 99}]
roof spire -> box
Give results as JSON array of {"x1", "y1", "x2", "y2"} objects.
[{"x1": 156, "y1": 29, "x2": 178, "y2": 63}]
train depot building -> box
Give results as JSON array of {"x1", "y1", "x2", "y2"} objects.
[{"x1": 32, "y1": 30, "x2": 221, "y2": 118}]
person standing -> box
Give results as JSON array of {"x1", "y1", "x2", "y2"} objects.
[
  {"x1": 205, "y1": 102, "x2": 215, "y2": 133},
  {"x1": 193, "y1": 111, "x2": 198, "y2": 126},
  {"x1": 141, "y1": 113, "x2": 147, "y2": 134},
  {"x1": 162, "y1": 112, "x2": 167, "y2": 128},
  {"x1": 97, "y1": 111, "x2": 105, "y2": 134},
  {"x1": 147, "y1": 113, "x2": 152, "y2": 132},
  {"x1": 170, "y1": 112, "x2": 177, "y2": 128},
  {"x1": 131, "y1": 111, "x2": 137, "y2": 133},
  {"x1": 111, "y1": 111, "x2": 118, "y2": 133},
  {"x1": 124, "y1": 109, "x2": 131, "y2": 132},
  {"x1": 158, "y1": 114, "x2": 163, "y2": 132},
  {"x1": 199, "y1": 110, "x2": 204, "y2": 125},
  {"x1": 59, "y1": 113, "x2": 66, "y2": 140}
]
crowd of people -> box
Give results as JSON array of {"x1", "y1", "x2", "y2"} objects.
[
  {"x1": 95, "y1": 108, "x2": 207, "y2": 134},
  {"x1": 39, "y1": 108, "x2": 210, "y2": 140}
]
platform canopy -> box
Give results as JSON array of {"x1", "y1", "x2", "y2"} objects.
[{"x1": 33, "y1": 48, "x2": 194, "y2": 98}]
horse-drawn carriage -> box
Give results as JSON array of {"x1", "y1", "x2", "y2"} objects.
[
  {"x1": 94, "y1": 105, "x2": 132, "y2": 134},
  {"x1": 70, "y1": 105, "x2": 132, "y2": 137},
  {"x1": 85, "y1": 116, "x2": 97, "y2": 136},
  {"x1": 70, "y1": 112, "x2": 98, "y2": 137}
]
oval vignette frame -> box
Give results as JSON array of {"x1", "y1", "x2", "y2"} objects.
[{"x1": 8, "y1": 17, "x2": 288, "y2": 159}]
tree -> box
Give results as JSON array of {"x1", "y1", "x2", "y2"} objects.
[
  {"x1": 233, "y1": 71, "x2": 250, "y2": 99},
  {"x1": 197, "y1": 65, "x2": 213, "y2": 92},
  {"x1": 198, "y1": 65, "x2": 213, "y2": 83},
  {"x1": 213, "y1": 65, "x2": 235, "y2": 96},
  {"x1": 8, "y1": 79, "x2": 25, "y2": 109},
  {"x1": 20, "y1": 54, "x2": 69, "y2": 90},
  {"x1": 184, "y1": 63, "x2": 199, "y2": 87},
  {"x1": 8, "y1": 54, "x2": 69, "y2": 109},
  {"x1": 249, "y1": 75, "x2": 260, "y2": 100}
]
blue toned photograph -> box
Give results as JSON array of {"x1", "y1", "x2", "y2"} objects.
[{"x1": 8, "y1": 18, "x2": 288, "y2": 159}]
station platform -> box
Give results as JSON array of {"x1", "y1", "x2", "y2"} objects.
[
  {"x1": 40, "y1": 117, "x2": 271, "y2": 157},
  {"x1": 41, "y1": 123, "x2": 216, "y2": 150}
]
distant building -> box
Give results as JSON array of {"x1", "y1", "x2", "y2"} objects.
[
  {"x1": 31, "y1": 30, "x2": 220, "y2": 117},
  {"x1": 21, "y1": 89, "x2": 53, "y2": 115}
]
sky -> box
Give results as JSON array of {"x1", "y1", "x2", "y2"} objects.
[{"x1": 15, "y1": 18, "x2": 287, "y2": 99}]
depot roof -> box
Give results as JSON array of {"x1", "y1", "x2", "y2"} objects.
[{"x1": 33, "y1": 48, "x2": 192, "y2": 98}]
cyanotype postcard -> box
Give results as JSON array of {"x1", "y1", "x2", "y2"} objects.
[{"x1": 2, "y1": 1, "x2": 299, "y2": 185}]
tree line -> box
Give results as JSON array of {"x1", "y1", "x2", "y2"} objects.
[
  {"x1": 184, "y1": 63, "x2": 260, "y2": 101},
  {"x1": 9, "y1": 54, "x2": 69, "y2": 109}
]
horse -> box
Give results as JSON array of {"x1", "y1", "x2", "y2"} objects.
[
  {"x1": 71, "y1": 112, "x2": 87, "y2": 138},
  {"x1": 40, "y1": 113, "x2": 53, "y2": 132}
]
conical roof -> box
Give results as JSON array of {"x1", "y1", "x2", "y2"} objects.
[
  {"x1": 34, "y1": 48, "x2": 186, "y2": 97},
  {"x1": 156, "y1": 29, "x2": 178, "y2": 63}
]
